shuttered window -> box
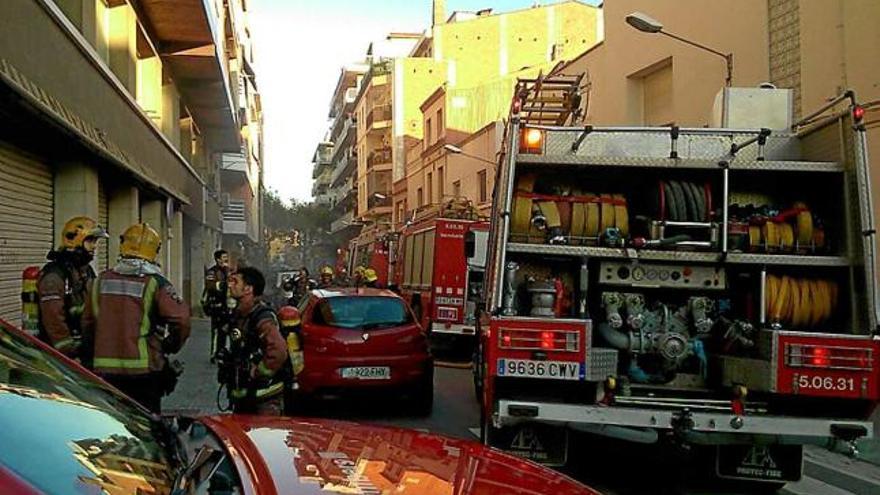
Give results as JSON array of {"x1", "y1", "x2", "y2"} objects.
[{"x1": 0, "y1": 144, "x2": 53, "y2": 323}]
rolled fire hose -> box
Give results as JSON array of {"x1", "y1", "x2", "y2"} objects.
[
  {"x1": 586, "y1": 197, "x2": 600, "y2": 237},
  {"x1": 570, "y1": 191, "x2": 587, "y2": 243},
  {"x1": 613, "y1": 194, "x2": 629, "y2": 236},
  {"x1": 512, "y1": 174, "x2": 539, "y2": 235},
  {"x1": 793, "y1": 201, "x2": 814, "y2": 247},
  {"x1": 766, "y1": 274, "x2": 837, "y2": 328},
  {"x1": 599, "y1": 193, "x2": 615, "y2": 231}
]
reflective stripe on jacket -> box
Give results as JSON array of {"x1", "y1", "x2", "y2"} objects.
[{"x1": 82, "y1": 269, "x2": 191, "y2": 375}]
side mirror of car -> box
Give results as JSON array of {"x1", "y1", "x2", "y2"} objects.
[{"x1": 464, "y1": 230, "x2": 476, "y2": 259}]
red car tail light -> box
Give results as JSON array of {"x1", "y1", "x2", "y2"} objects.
[{"x1": 540, "y1": 331, "x2": 555, "y2": 350}]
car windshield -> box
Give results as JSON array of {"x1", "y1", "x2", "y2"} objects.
[
  {"x1": 0, "y1": 323, "x2": 179, "y2": 494},
  {"x1": 313, "y1": 296, "x2": 411, "y2": 329}
]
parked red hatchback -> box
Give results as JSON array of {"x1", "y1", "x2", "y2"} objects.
[
  {"x1": 294, "y1": 288, "x2": 433, "y2": 413},
  {"x1": 0, "y1": 319, "x2": 603, "y2": 495}
]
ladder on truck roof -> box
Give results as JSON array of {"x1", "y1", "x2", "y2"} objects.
[{"x1": 511, "y1": 72, "x2": 585, "y2": 126}]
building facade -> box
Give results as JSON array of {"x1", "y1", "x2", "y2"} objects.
[
  {"x1": 0, "y1": 0, "x2": 256, "y2": 317},
  {"x1": 220, "y1": 0, "x2": 264, "y2": 263}
]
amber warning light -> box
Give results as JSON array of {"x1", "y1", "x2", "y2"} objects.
[{"x1": 520, "y1": 128, "x2": 544, "y2": 154}]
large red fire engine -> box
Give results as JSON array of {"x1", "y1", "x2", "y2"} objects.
[
  {"x1": 477, "y1": 73, "x2": 879, "y2": 490},
  {"x1": 395, "y1": 202, "x2": 489, "y2": 344}
]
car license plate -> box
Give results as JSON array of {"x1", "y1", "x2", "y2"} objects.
[
  {"x1": 340, "y1": 366, "x2": 390, "y2": 380},
  {"x1": 497, "y1": 359, "x2": 583, "y2": 380},
  {"x1": 716, "y1": 445, "x2": 803, "y2": 482}
]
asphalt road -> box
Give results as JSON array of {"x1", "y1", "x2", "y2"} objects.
[{"x1": 165, "y1": 320, "x2": 866, "y2": 495}]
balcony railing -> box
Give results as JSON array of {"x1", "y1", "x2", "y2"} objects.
[
  {"x1": 367, "y1": 147, "x2": 392, "y2": 168},
  {"x1": 221, "y1": 152, "x2": 247, "y2": 173},
  {"x1": 366, "y1": 104, "x2": 392, "y2": 128},
  {"x1": 368, "y1": 194, "x2": 392, "y2": 209},
  {"x1": 331, "y1": 210, "x2": 357, "y2": 234},
  {"x1": 222, "y1": 199, "x2": 249, "y2": 236}
]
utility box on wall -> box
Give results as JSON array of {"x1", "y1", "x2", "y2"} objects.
[{"x1": 711, "y1": 86, "x2": 793, "y2": 130}]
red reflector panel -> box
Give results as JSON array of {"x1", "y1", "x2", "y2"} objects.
[
  {"x1": 498, "y1": 327, "x2": 579, "y2": 352},
  {"x1": 786, "y1": 344, "x2": 872, "y2": 371}
]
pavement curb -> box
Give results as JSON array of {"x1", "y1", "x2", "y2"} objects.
[{"x1": 800, "y1": 446, "x2": 880, "y2": 495}]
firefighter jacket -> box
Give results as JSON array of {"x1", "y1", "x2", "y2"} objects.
[
  {"x1": 81, "y1": 259, "x2": 191, "y2": 376},
  {"x1": 201, "y1": 264, "x2": 229, "y2": 318},
  {"x1": 231, "y1": 299, "x2": 288, "y2": 399},
  {"x1": 37, "y1": 249, "x2": 96, "y2": 356}
]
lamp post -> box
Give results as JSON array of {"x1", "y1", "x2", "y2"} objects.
[
  {"x1": 443, "y1": 144, "x2": 497, "y2": 165},
  {"x1": 625, "y1": 11, "x2": 733, "y2": 87}
]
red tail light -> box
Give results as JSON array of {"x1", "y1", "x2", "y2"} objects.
[
  {"x1": 540, "y1": 331, "x2": 555, "y2": 350},
  {"x1": 807, "y1": 346, "x2": 830, "y2": 368},
  {"x1": 503, "y1": 335, "x2": 512, "y2": 346}
]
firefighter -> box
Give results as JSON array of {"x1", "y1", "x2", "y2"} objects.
[
  {"x1": 81, "y1": 223, "x2": 191, "y2": 413},
  {"x1": 352, "y1": 265, "x2": 366, "y2": 287},
  {"x1": 317, "y1": 265, "x2": 335, "y2": 289},
  {"x1": 37, "y1": 216, "x2": 109, "y2": 358},
  {"x1": 363, "y1": 268, "x2": 381, "y2": 288},
  {"x1": 227, "y1": 266, "x2": 288, "y2": 415},
  {"x1": 202, "y1": 249, "x2": 231, "y2": 362}
]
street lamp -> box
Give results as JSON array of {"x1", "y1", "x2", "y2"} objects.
[
  {"x1": 625, "y1": 11, "x2": 733, "y2": 87},
  {"x1": 373, "y1": 193, "x2": 387, "y2": 200},
  {"x1": 443, "y1": 144, "x2": 496, "y2": 165}
]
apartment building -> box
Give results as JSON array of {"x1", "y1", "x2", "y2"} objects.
[
  {"x1": 0, "y1": 0, "x2": 253, "y2": 316},
  {"x1": 220, "y1": 0, "x2": 264, "y2": 261}
]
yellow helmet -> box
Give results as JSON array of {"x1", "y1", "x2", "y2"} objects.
[
  {"x1": 320, "y1": 265, "x2": 334, "y2": 276},
  {"x1": 354, "y1": 266, "x2": 366, "y2": 276},
  {"x1": 364, "y1": 268, "x2": 378, "y2": 283},
  {"x1": 60, "y1": 216, "x2": 108, "y2": 250},
  {"x1": 119, "y1": 223, "x2": 162, "y2": 263}
]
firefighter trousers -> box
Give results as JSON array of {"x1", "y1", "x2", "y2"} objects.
[
  {"x1": 210, "y1": 316, "x2": 227, "y2": 358},
  {"x1": 102, "y1": 372, "x2": 163, "y2": 413}
]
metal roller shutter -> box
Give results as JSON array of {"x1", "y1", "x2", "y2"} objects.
[
  {"x1": 0, "y1": 144, "x2": 53, "y2": 323},
  {"x1": 97, "y1": 180, "x2": 108, "y2": 271}
]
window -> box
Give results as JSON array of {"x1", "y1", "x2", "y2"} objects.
[
  {"x1": 438, "y1": 166, "x2": 445, "y2": 199},
  {"x1": 425, "y1": 117, "x2": 433, "y2": 147},
  {"x1": 478, "y1": 169, "x2": 488, "y2": 202},
  {"x1": 426, "y1": 172, "x2": 433, "y2": 204},
  {"x1": 436, "y1": 108, "x2": 443, "y2": 139},
  {"x1": 417, "y1": 187, "x2": 424, "y2": 207},
  {"x1": 453, "y1": 180, "x2": 461, "y2": 198},
  {"x1": 312, "y1": 297, "x2": 411, "y2": 329}
]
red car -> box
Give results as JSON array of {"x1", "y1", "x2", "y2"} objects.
[
  {"x1": 0, "y1": 320, "x2": 600, "y2": 495},
  {"x1": 293, "y1": 288, "x2": 433, "y2": 414}
]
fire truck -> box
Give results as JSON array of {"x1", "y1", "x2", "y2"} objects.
[
  {"x1": 348, "y1": 232, "x2": 390, "y2": 286},
  {"x1": 477, "y1": 74, "x2": 879, "y2": 489},
  {"x1": 396, "y1": 200, "x2": 489, "y2": 347}
]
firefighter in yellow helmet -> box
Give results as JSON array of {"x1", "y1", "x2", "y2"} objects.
[
  {"x1": 352, "y1": 265, "x2": 366, "y2": 287},
  {"x1": 363, "y1": 268, "x2": 381, "y2": 288},
  {"x1": 81, "y1": 223, "x2": 191, "y2": 413},
  {"x1": 37, "y1": 216, "x2": 108, "y2": 358},
  {"x1": 317, "y1": 265, "x2": 335, "y2": 289}
]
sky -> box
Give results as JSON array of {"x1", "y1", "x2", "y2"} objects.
[{"x1": 249, "y1": 0, "x2": 578, "y2": 204}]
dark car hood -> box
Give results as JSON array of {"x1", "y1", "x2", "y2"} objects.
[{"x1": 201, "y1": 415, "x2": 599, "y2": 495}]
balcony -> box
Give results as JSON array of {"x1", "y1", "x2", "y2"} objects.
[
  {"x1": 331, "y1": 210, "x2": 358, "y2": 234},
  {"x1": 368, "y1": 194, "x2": 392, "y2": 209},
  {"x1": 221, "y1": 152, "x2": 247, "y2": 173},
  {"x1": 367, "y1": 147, "x2": 392, "y2": 169},
  {"x1": 366, "y1": 104, "x2": 392, "y2": 129},
  {"x1": 222, "y1": 199, "x2": 248, "y2": 236}
]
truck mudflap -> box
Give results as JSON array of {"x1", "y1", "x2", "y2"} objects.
[{"x1": 496, "y1": 400, "x2": 873, "y2": 443}]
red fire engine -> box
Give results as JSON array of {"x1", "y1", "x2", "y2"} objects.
[
  {"x1": 395, "y1": 204, "x2": 489, "y2": 345},
  {"x1": 477, "y1": 73, "x2": 879, "y2": 490}
]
